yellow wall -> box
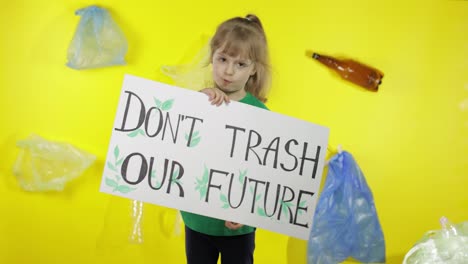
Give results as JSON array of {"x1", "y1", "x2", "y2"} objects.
[{"x1": 1, "y1": 0, "x2": 467, "y2": 263}]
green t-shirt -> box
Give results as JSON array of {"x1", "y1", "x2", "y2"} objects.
[{"x1": 181, "y1": 92, "x2": 268, "y2": 236}]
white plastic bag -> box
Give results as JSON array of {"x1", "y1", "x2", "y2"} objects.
[
  {"x1": 13, "y1": 134, "x2": 96, "y2": 191},
  {"x1": 403, "y1": 217, "x2": 468, "y2": 264}
]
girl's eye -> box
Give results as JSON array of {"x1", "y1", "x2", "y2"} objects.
[
  {"x1": 238, "y1": 63, "x2": 246, "y2": 67},
  {"x1": 218, "y1": 57, "x2": 226, "y2": 62}
]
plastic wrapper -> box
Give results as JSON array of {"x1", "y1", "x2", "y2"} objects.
[
  {"x1": 67, "y1": 5, "x2": 128, "y2": 69},
  {"x1": 160, "y1": 35, "x2": 214, "y2": 91},
  {"x1": 13, "y1": 134, "x2": 96, "y2": 191},
  {"x1": 129, "y1": 200, "x2": 144, "y2": 243},
  {"x1": 127, "y1": 200, "x2": 183, "y2": 243},
  {"x1": 97, "y1": 198, "x2": 183, "y2": 250},
  {"x1": 308, "y1": 151, "x2": 385, "y2": 264},
  {"x1": 403, "y1": 217, "x2": 468, "y2": 264}
]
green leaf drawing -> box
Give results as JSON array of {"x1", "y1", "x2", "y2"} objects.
[
  {"x1": 114, "y1": 146, "x2": 120, "y2": 160},
  {"x1": 202, "y1": 166, "x2": 209, "y2": 182},
  {"x1": 153, "y1": 97, "x2": 162, "y2": 108},
  {"x1": 195, "y1": 166, "x2": 209, "y2": 200},
  {"x1": 128, "y1": 130, "x2": 140, "y2": 137},
  {"x1": 239, "y1": 169, "x2": 247, "y2": 183},
  {"x1": 281, "y1": 201, "x2": 292, "y2": 215},
  {"x1": 107, "y1": 162, "x2": 117, "y2": 172},
  {"x1": 127, "y1": 129, "x2": 145, "y2": 137},
  {"x1": 199, "y1": 187, "x2": 207, "y2": 200},
  {"x1": 105, "y1": 178, "x2": 118, "y2": 188},
  {"x1": 116, "y1": 185, "x2": 135, "y2": 193},
  {"x1": 220, "y1": 194, "x2": 230, "y2": 209},
  {"x1": 220, "y1": 194, "x2": 228, "y2": 203},
  {"x1": 298, "y1": 200, "x2": 307, "y2": 215},
  {"x1": 116, "y1": 157, "x2": 124, "y2": 166},
  {"x1": 185, "y1": 132, "x2": 201, "y2": 147},
  {"x1": 257, "y1": 207, "x2": 267, "y2": 217},
  {"x1": 148, "y1": 170, "x2": 163, "y2": 188},
  {"x1": 189, "y1": 137, "x2": 201, "y2": 147},
  {"x1": 161, "y1": 99, "x2": 174, "y2": 111},
  {"x1": 106, "y1": 145, "x2": 136, "y2": 193},
  {"x1": 255, "y1": 194, "x2": 262, "y2": 202}
]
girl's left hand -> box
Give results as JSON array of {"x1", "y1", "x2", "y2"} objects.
[
  {"x1": 200, "y1": 88, "x2": 230, "y2": 106},
  {"x1": 225, "y1": 221, "x2": 244, "y2": 230}
]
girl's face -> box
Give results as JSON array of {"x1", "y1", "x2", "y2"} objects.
[{"x1": 212, "y1": 48, "x2": 256, "y2": 100}]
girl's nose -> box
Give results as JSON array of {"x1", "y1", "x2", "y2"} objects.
[{"x1": 224, "y1": 63, "x2": 235, "y2": 75}]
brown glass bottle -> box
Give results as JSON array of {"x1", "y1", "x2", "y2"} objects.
[{"x1": 307, "y1": 51, "x2": 384, "y2": 92}]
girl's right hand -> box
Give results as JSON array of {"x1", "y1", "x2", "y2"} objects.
[
  {"x1": 225, "y1": 221, "x2": 244, "y2": 230},
  {"x1": 200, "y1": 88, "x2": 230, "y2": 106}
]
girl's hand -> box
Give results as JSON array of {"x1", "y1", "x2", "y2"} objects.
[
  {"x1": 225, "y1": 221, "x2": 244, "y2": 230},
  {"x1": 200, "y1": 88, "x2": 230, "y2": 106}
]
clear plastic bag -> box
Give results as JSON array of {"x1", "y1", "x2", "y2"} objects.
[
  {"x1": 67, "y1": 5, "x2": 128, "y2": 69},
  {"x1": 308, "y1": 151, "x2": 385, "y2": 264},
  {"x1": 13, "y1": 134, "x2": 96, "y2": 191},
  {"x1": 403, "y1": 217, "x2": 468, "y2": 264},
  {"x1": 160, "y1": 35, "x2": 214, "y2": 91}
]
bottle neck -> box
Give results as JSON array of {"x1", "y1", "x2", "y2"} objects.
[{"x1": 313, "y1": 53, "x2": 343, "y2": 70}]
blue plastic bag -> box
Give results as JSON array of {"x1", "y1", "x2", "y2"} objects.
[
  {"x1": 308, "y1": 151, "x2": 385, "y2": 264},
  {"x1": 67, "y1": 6, "x2": 128, "y2": 69}
]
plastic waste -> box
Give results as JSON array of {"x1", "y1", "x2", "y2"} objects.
[
  {"x1": 306, "y1": 51, "x2": 384, "y2": 92},
  {"x1": 67, "y1": 5, "x2": 128, "y2": 69},
  {"x1": 308, "y1": 151, "x2": 385, "y2": 264},
  {"x1": 129, "y1": 199, "x2": 144, "y2": 243},
  {"x1": 403, "y1": 216, "x2": 468, "y2": 264},
  {"x1": 160, "y1": 36, "x2": 214, "y2": 91},
  {"x1": 97, "y1": 198, "x2": 183, "y2": 250},
  {"x1": 13, "y1": 134, "x2": 96, "y2": 191}
]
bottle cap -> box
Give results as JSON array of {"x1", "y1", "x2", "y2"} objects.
[{"x1": 305, "y1": 50, "x2": 319, "y2": 59}]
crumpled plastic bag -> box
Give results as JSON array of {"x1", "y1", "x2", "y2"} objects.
[
  {"x1": 13, "y1": 134, "x2": 96, "y2": 191},
  {"x1": 403, "y1": 216, "x2": 468, "y2": 264},
  {"x1": 308, "y1": 151, "x2": 385, "y2": 264},
  {"x1": 67, "y1": 5, "x2": 128, "y2": 69},
  {"x1": 160, "y1": 35, "x2": 214, "y2": 91}
]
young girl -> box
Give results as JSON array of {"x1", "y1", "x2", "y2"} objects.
[{"x1": 180, "y1": 14, "x2": 271, "y2": 264}]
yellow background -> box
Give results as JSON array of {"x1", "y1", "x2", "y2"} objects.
[{"x1": 1, "y1": 0, "x2": 467, "y2": 263}]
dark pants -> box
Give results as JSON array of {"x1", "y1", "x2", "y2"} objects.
[{"x1": 185, "y1": 226, "x2": 255, "y2": 264}]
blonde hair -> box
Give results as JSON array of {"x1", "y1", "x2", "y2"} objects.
[{"x1": 210, "y1": 14, "x2": 271, "y2": 102}]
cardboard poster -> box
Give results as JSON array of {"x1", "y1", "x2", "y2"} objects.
[{"x1": 100, "y1": 74, "x2": 329, "y2": 240}]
